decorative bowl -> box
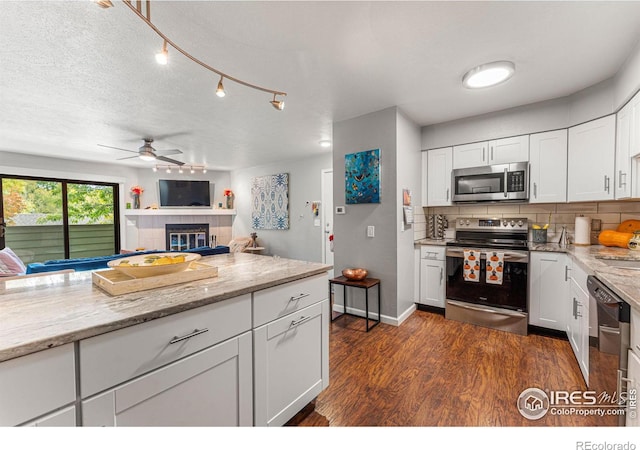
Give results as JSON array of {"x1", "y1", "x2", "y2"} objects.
[
  {"x1": 107, "y1": 253, "x2": 201, "y2": 278},
  {"x1": 342, "y1": 268, "x2": 368, "y2": 281}
]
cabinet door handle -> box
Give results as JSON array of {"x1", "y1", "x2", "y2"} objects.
[
  {"x1": 604, "y1": 175, "x2": 610, "y2": 193},
  {"x1": 491, "y1": 145, "x2": 494, "y2": 161},
  {"x1": 439, "y1": 267, "x2": 443, "y2": 284},
  {"x1": 572, "y1": 297, "x2": 577, "y2": 319},
  {"x1": 575, "y1": 300, "x2": 582, "y2": 318},
  {"x1": 503, "y1": 168, "x2": 508, "y2": 198},
  {"x1": 619, "y1": 170, "x2": 627, "y2": 188},
  {"x1": 169, "y1": 328, "x2": 209, "y2": 345},
  {"x1": 290, "y1": 293, "x2": 310, "y2": 302},
  {"x1": 533, "y1": 182, "x2": 537, "y2": 199},
  {"x1": 291, "y1": 315, "x2": 312, "y2": 327},
  {"x1": 446, "y1": 188, "x2": 449, "y2": 202},
  {"x1": 565, "y1": 265, "x2": 570, "y2": 282},
  {"x1": 482, "y1": 146, "x2": 486, "y2": 162}
]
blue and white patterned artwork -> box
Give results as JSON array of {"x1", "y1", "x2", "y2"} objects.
[
  {"x1": 345, "y1": 149, "x2": 380, "y2": 204},
  {"x1": 251, "y1": 173, "x2": 289, "y2": 230}
]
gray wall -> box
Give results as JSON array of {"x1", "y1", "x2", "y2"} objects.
[
  {"x1": 332, "y1": 107, "x2": 398, "y2": 322},
  {"x1": 230, "y1": 152, "x2": 332, "y2": 262},
  {"x1": 395, "y1": 110, "x2": 422, "y2": 318}
]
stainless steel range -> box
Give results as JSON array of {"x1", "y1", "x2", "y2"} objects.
[{"x1": 445, "y1": 217, "x2": 529, "y2": 335}]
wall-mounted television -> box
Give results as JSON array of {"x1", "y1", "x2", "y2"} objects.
[{"x1": 158, "y1": 179, "x2": 211, "y2": 208}]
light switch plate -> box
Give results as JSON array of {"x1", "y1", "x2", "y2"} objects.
[{"x1": 367, "y1": 225, "x2": 375, "y2": 237}]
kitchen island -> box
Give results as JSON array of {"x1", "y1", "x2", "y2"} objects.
[{"x1": 0, "y1": 253, "x2": 332, "y2": 427}]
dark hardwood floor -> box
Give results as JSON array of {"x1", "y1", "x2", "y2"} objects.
[{"x1": 289, "y1": 308, "x2": 619, "y2": 427}]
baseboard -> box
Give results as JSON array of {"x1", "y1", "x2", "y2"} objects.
[{"x1": 331, "y1": 302, "x2": 416, "y2": 327}]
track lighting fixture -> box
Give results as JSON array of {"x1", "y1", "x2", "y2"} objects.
[
  {"x1": 93, "y1": 0, "x2": 114, "y2": 8},
  {"x1": 155, "y1": 40, "x2": 168, "y2": 65},
  {"x1": 270, "y1": 93, "x2": 285, "y2": 111},
  {"x1": 154, "y1": 164, "x2": 207, "y2": 174},
  {"x1": 216, "y1": 76, "x2": 226, "y2": 98},
  {"x1": 98, "y1": 1, "x2": 287, "y2": 110}
]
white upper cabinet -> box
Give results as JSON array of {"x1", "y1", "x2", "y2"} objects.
[
  {"x1": 567, "y1": 115, "x2": 616, "y2": 202},
  {"x1": 452, "y1": 141, "x2": 487, "y2": 169},
  {"x1": 421, "y1": 151, "x2": 428, "y2": 207},
  {"x1": 529, "y1": 129, "x2": 568, "y2": 203},
  {"x1": 488, "y1": 135, "x2": 530, "y2": 165},
  {"x1": 426, "y1": 147, "x2": 453, "y2": 206},
  {"x1": 616, "y1": 99, "x2": 633, "y2": 199},
  {"x1": 453, "y1": 135, "x2": 529, "y2": 169}
]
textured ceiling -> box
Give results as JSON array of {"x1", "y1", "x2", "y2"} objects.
[{"x1": 2, "y1": 1, "x2": 640, "y2": 170}]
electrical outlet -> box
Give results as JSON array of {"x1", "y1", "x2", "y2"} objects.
[
  {"x1": 591, "y1": 218, "x2": 601, "y2": 231},
  {"x1": 367, "y1": 226, "x2": 375, "y2": 237},
  {"x1": 336, "y1": 206, "x2": 345, "y2": 215}
]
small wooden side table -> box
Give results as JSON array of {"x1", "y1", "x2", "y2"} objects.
[{"x1": 328, "y1": 276, "x2": 381, "y2": 332}]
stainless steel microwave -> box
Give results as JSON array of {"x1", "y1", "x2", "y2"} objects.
[{"x1": 451, "y1": 161, "x2": 528, "y2": 203}]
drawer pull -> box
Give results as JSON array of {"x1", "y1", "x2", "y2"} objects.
[
  {"x1": 290, "y1": 316, "x2": 312, "y2": 327},
  {"x1": 289, "y1": 293, "x2": 310, "y2": 302},
  {"x1": 169, "y1": 328, "x2": 209, "y2": 345}
]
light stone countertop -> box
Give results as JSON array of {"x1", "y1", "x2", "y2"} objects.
[{"x1": 0, "y1": 253, "x2": 331, "y2": 363}]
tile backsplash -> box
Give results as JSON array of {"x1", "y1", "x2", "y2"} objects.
[{"x1": 415, "y1": 201, "x2": 640, "y2": 244}]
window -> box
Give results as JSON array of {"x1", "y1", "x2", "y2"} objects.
[{"x1": 0, "y1": 176, "x2": 120, "y2": 264}]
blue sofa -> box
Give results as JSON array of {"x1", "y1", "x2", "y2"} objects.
[{"x1": 25, "y1": 246, "x2": 230, "y2": 274}]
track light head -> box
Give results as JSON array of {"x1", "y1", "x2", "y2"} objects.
[
  {"x1": 166, "y1": 168, "x2": 171, "y2": 173},
  {"x1": 190, "y1": 167, "x2": 195, "y2": 174},
  {"x1": 93, "y1": 0, "x2": 114, "y2": 8},
  {"x1": 216, "y1": 76, "x2": 226, "y2": 98},
  {"x1": 270, "y1": 94, "x2": 285, "y2": 111},
  {"x1": 155, "y1": 40, "x2": 168, "y2": 65},
  {"x1": 202, "y1": 168, "x2": 207, "y2": 174}
]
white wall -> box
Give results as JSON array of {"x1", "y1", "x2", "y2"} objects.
[
  {"x1": 230, "y1": 152, "x2": 332, "y2": 262},
  {"x1": 615, "y1": 38, "x2": 640, "y2": 109}
]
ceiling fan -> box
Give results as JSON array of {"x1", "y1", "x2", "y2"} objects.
[{"x1": 98, "y1": 138, "x2": 185, "y2": 166}]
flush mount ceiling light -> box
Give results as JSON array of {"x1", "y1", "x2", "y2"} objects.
[
  {"x1": 97, "y1": 1, "x2": 287, "y2": 110},
  {"x1": 319, "y1": 140, "x2": 331, "y2": 148},
  {"x1": 462, "y1": 61, "x2": 515, "y2": 89}
]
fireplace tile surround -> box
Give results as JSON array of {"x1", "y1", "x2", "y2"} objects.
[{"x1": 125, "y1": 214, "x2": 232, "y2": 251}]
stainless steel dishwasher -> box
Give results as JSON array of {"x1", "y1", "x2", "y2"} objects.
[{"x1": 587, "y1": 275, "x2": 631, "y2": 426}]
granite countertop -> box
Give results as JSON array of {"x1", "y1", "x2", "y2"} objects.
[
  {"x1": 0, "y1": 253, "x2": 331, "y2": 363},
  {"x1": 414, "y1": 238, "x2": 451, "y2": 246}
]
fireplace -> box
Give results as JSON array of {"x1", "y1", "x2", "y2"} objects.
[{"x1": 165, "y1": 224, "x2": 209, "y2": 251}]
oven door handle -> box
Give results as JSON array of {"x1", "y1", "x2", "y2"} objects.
[
  {"x1": 445, "y1": 248, "x2": 529, "y2": 263},
  {"x1": 447, "y1": 300, "x2": 527, "y2": 318}
]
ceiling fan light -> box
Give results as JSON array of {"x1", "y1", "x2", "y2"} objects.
[
  {"x1": 216, "y1": 77, "x2": 226, "y2": 98},
  {"x1": 139, "y1": 153, "x2": 156, "y2": 161},
  {"x1": 462, "y1": 61, "x2": 515, "y2": 89},
  {"x1": 155, "y1": 41, "x2": 168, "y2": 65}
]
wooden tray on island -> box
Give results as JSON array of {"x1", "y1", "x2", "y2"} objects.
[{"x1": 92, "y1": 261, "x2": 218, "y2": 296}]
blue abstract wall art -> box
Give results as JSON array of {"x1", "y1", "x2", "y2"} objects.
[
  {"x1": 251, "y1": 173, "x2": 289, "y2": 230},
  {"x1": 345, "y1": 149, "x2": 380, "y2": 204}
]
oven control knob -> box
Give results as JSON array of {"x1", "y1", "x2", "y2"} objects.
[
  {"x1": 510, "y1": 220, "x2": 515, "y2": 227},
  {"x1": 517, "y1": 220, "x2": 524, "y2": 227},
  {"x1": 459, "y1": 219, "x2": 464, "y2": 226},
  {"x1": 502, "y1": 220, "x2": 508, "y2": 227},
  {"x1": 465, "y1": 220, "x2": 470, "y2": 226}
]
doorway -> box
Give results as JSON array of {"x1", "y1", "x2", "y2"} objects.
[{"x1": 321, "y1": 169, "x2": 333, "y2": 278}]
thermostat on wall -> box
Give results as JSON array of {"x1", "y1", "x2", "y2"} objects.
[{"x1": 336, "y1": 206, "x2": 345, "y2": 214}]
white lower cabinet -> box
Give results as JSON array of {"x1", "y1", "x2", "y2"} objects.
[
  {"x1": 567, "y1": 269, "x2": 590, "y2": 386},
  {"x1": 528, "y1": 252, "x2": 569, "y2": 331},
  {"x1": 627, "y1": 349, "x2": 640, "y2": 427},
  {"x1": 253, "y1": 299, "x2": 330, "y2": 426},
  {"x1": 22, "y1": 406, "x2": 76, "y2": 427},
  {"x1": 82, "y1": 331, "x2": 253, "y2": 426},
  {"x1": 0, "y1": 343, "x2": 76, "y2": 426},
  {"x1": 419, "y1": 246, "x2": 445, "y2": 308}
]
